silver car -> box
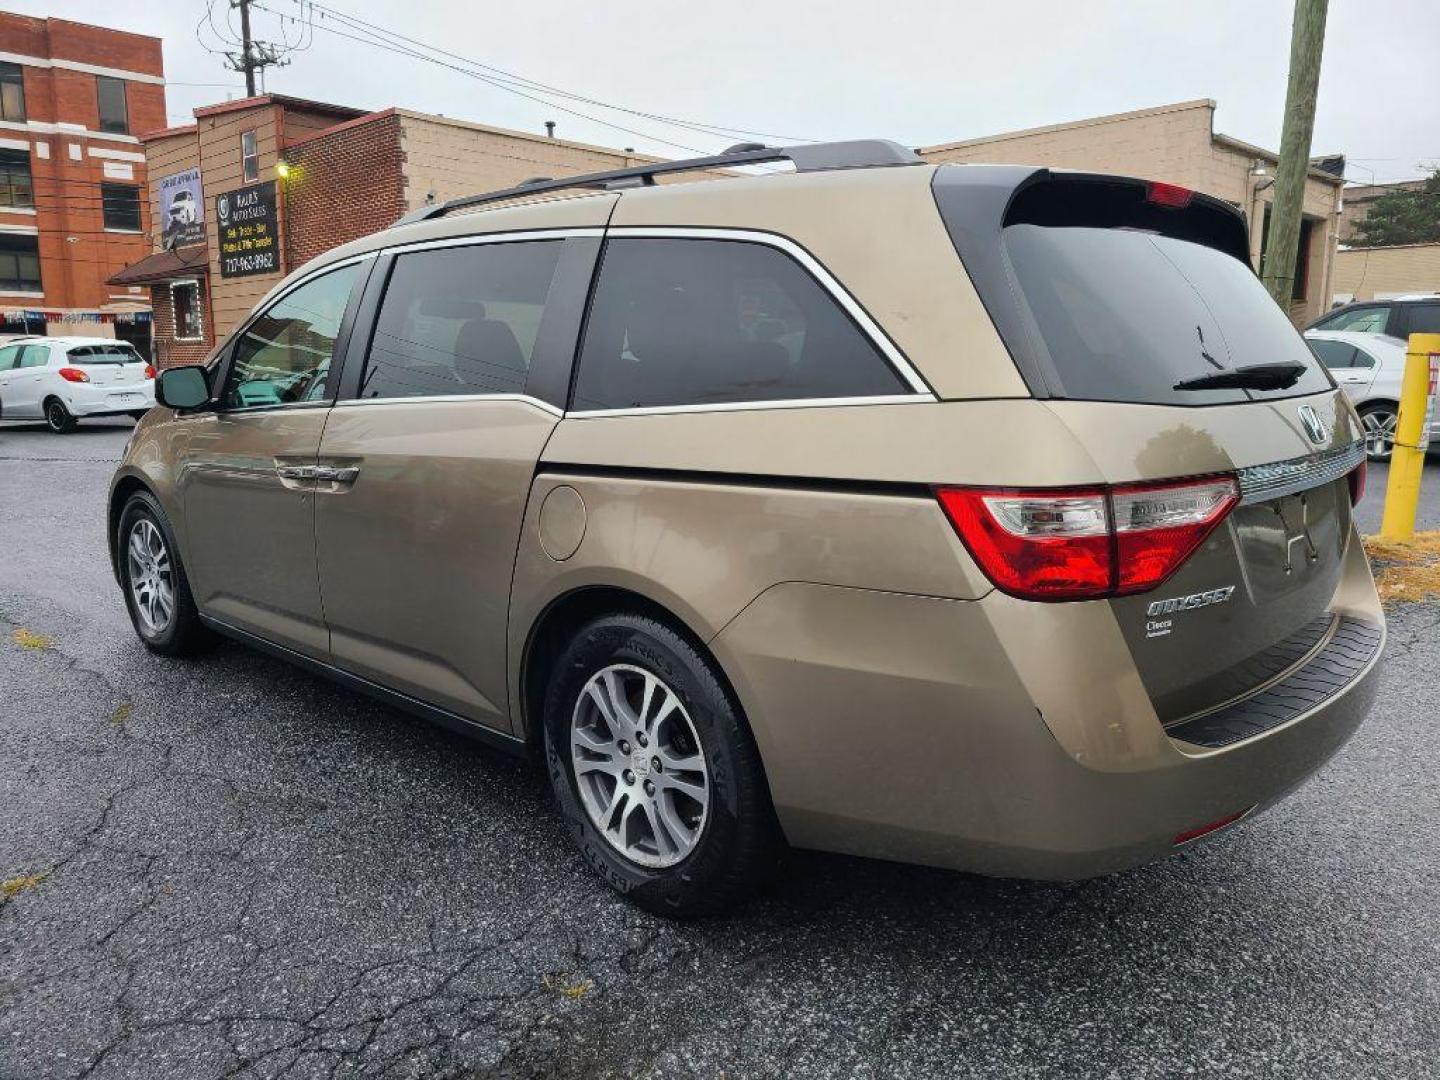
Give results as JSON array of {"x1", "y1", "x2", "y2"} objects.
[{"x1": 1304, "y1": 330, "x2": 1437, "y2": 461}]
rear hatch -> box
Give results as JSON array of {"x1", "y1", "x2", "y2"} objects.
[
  {"x1": 69, "y1": 344, "x2": 149, "y2": 387},
  {"x1": 934, "y1": 167, "x2": 1366, "y2": 727}
]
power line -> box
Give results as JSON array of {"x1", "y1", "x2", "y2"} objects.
[
  {"x1": 249, "y1": 3, "x2": 710, "y2": 156},
  {"x1": 295, "y1": 0, "x2": 812, "y2": 145}
]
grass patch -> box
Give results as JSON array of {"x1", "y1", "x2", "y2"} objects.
[
  {"x1": 11, "y1": 628, "x2": 54, "y2": 651},
  {"x1": 542, "y1": 973, "x2": 595, "y2": 1001},
  {"x1": 1364, "y1": 531, "x2": 1440, "y2": 605},
  {"x1": 2, "y1": 872, "x2": 48, "y2": 899},
  {"x1": 110, "y1": 702, "x2": 133, "y2": 726}
]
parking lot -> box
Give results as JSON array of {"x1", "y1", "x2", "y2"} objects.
[{"x1": 2, "y1": 416, "x2": 1439, "y2": 1079}]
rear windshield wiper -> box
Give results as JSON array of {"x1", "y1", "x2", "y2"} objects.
[{"x1": 1173, "y1": 362, "x2": 1306, "y2": 391}]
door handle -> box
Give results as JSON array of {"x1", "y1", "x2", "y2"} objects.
[
  {"x1": 311, "y1": 465, "x2": 360, "y2": 484},
  {"x1": 276, "y1": 464, "x2": 320, "y2": 480}
]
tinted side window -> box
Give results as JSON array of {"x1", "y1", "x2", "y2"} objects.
[
  {"x1": 1309, "y1": 339, "x2": 1357, "y2": 369},
  {"x1": 1407, "y1": 304, "x2": 1440, "y2": 335},
  {"x1": 221, "y1": 264, "x2": 360, "y2": 408},
  {"x1": 1350, "y1": 346, "x2": 1378, "y2": 370},
  {"x1": 0, "y1": 344, "x2": 19, "y2": 370},
  {"x1": 572, "y1": 238, "x2": 907, "y2": 410},
  {"x1": 19, "y1": 344, "x2": 49, "y2": 368},
  {"x1": 360, "y1": 241, "x2": 563, "y2": 400}
]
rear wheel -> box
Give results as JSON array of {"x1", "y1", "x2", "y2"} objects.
[
  {"x1": 117, "y1": 491, "x2": 208, "y2": 656},
  {"x1": 44, "y1": 398, "x2": 76, "y2": 434},
  {"x1": 543, "y1": 613, "x2": 781, "y2": 917},
  {"x1": 1358, "y1": 402, "x2": 1398, "y2": 462}
]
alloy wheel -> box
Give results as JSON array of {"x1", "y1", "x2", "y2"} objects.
[
  {"x1": 1361, "y1": 408, "x2": 1397, "y2": 459},
  {"x1": 127, "y1": 518, "x2": 174, "y2": 636},
  {"x1": 569, "y1": 663, "x2": 710, "y2": 868}
]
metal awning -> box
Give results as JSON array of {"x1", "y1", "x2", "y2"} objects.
[{"x1": 108, "y1": 248, "x2": 209, "y2": 286}]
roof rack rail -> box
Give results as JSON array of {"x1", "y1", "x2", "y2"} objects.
[{"x1": 393, "y1": 139, "x2": 922, "y2": 226}]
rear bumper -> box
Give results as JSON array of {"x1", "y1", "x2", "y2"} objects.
[
  {"x1": 711, "y1": 531, "x2": 1384, "y2": 881},
  {"x1": 62, "y1": 383, "x2": 153, "y2": 416}
]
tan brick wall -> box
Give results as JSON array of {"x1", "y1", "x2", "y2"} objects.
[
  {"x1": 193, "y1": 103, "x2": 286, "y2": 334},
  {"x1": 1331, "y1": 244, "x2": 1440, "y2": 303},
  {"x1": 397, "y1": 112, "x2": 648, "y2": 209},
  {"x1": 919, "y1": 101, "x2": 1343, "y2": 324}
]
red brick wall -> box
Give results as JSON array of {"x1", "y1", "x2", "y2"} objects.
[
  {"x1": 0, "y1": 13, "x2": 165, "y2": 313},
  {"x1": 149, "y1": 282, "x2": 215, "y2": 369},
  {"x1": 284, "y1": 112, "x2": 406, "y2": 270}
]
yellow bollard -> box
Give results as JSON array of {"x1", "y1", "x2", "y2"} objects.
[{"x1": 1379, "y1": 332, "x2": 1440, "y2": 541}]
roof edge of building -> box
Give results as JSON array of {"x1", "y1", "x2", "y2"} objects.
[
  {"x1": 390, "y1": 107, "x2": 664, "y2": 162},
  {"x1": 193, "y1": 94, "x2": 367, "y2": 122},
  {"x1": 138, "y1": 122, "x2": 198, "y2": 142},
  {"x1": 283, "y1": 107, "x2": 401, "y2": 149},
  {"x1": 1211, "y1": 132, "x2": 1345, "y2": 186},
  {"x1": 1335, "y1": 241, "x2": 1440, "y2": 254},
  {"x1": 918, "y1": 99, "x2": 1217, "y2": 155}
]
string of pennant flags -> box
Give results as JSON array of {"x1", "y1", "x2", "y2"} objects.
[{"x1": 1, "y1": 309, "x2": 152, "y2": 325}]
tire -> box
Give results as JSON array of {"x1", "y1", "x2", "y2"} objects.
[
  {"x1": 117, "y1": 490, "x2": 209, "y2": 656},
  {"x1": 543, "y1": 613, "x2": 781, "y2": 917},
  {"x1": 44, "y1": 398, "x2": 77, "y2": 433},
  {"x1": 1358, "y1": 402, "x2": 1398, "y2": 463}
]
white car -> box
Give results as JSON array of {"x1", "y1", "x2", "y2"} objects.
[
  {"x1": 1304, "y1": 329, "x2": 1438, "y2": 462},
  {"x1": 0, "y1": 337, "x2": 155, "y2": 433}
]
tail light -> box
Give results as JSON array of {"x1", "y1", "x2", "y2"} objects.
[
  {"x1": 144, "y1": 363, "x2": 156, "y2": 380},
  {"x1": 57, "y1": 367, "x2": 90, "y2": 383},
  {"x1": 937, "y1": 475, "x2": 1239, "y2": 601},
  {"x1": 1347, "y1": 459, "x2": 1367, "y2": 506}
]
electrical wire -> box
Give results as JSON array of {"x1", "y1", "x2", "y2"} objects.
[{"x1": 294, "y1": 0, "x2": 812, "y2": 145}]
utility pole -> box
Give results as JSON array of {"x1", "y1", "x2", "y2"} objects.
[
  {"x1": 222, "y1": 0, "x2": 293, "y2": 95},
  {"x1": 236, "y1": 0, "x2": 256, "y2": 96},
  {"x1": 1261, "y1": 0, "x2": 1328, "y2": 308}
]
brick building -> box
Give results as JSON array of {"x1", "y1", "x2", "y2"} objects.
[
  {"x1": 113, "y1": 97, "x2": 657, "y2": 366},
  {"x1": 920, "y1": 100, "x2": 1346, "y2": 326},
  {"x1": 0, "y1": 12, "x2": 164, "y2": 347}
]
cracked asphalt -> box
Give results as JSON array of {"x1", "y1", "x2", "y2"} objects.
[{"x1": 2, "y1": 416, "x2": 1440, "y2": 1079}]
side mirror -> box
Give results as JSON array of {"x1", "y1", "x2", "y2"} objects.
[{"x1": 156, "y1": 365, "x2": 211, "y2": 410}]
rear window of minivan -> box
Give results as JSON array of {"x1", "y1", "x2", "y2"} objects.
[{"x1": 936, "y1": 170, "x2": 1332, "y2": 406}]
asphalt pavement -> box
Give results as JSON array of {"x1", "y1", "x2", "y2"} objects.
[{"x1": 2, "y1": 417, "x2": 1439, "y2": 1079}]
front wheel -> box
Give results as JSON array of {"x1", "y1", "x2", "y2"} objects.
[
  {"x1": 117, "y1": 491, "x2": 209, "y2": 656},
  {"x1": 45, "y1": 398, "x2": 76, "y2": 433},
  {"x1": 1358, "y1": 402, "x2": 1398, "y2": 462},
  {"x1": 544, "y1": 613, "x2": 781, "y2": 917}
]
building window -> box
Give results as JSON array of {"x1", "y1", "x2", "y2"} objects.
[
  {"x1": 0, "y1": 62, "x2": 24, "y2": 122},
  {"x1": 101, "y1": 183, "x2": 142, "y2": 231},
  {"x1": 96, "y1": 76, "x2": 129, "y2": 135},
  {"x1": 171, "y1": 280, "x2": 204, "y2": 340},
  {"x1": 0, "y1": 234, "x2": 42, "y2": 293},
  {"x1": 0, "y1": 149, "x2": 33, "y2": 209},
  {"x1": 240, "y1": 130, "x2": 259, "y2": 182}
]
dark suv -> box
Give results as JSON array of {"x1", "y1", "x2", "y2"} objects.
[{"x1": 1308, "y1": 295, "x2": 1440, "y2": 340}]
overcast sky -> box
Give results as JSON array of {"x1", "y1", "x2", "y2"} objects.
[{"x1": 16, "y1": 0, "x2": 1440, "y2": 184}]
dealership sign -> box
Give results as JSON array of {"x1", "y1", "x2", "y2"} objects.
[
  {"x1": 215, "y1": 181, "x2": 280, "y2": 278},
  {"x1": 157, "y1": 167, "x2": 205, "y2": 248}
]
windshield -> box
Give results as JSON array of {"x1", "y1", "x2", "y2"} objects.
[
  {"x1": 1002, "y1": 225, "x2": 1332, "y2": 406},
  {"x1": 68, "y1": 345, "x2": 144, "y2": 365}
]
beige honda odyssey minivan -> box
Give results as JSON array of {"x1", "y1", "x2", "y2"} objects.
[{"x1": 110, "y1": 141, "x2": 1384, "y2": 915}]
